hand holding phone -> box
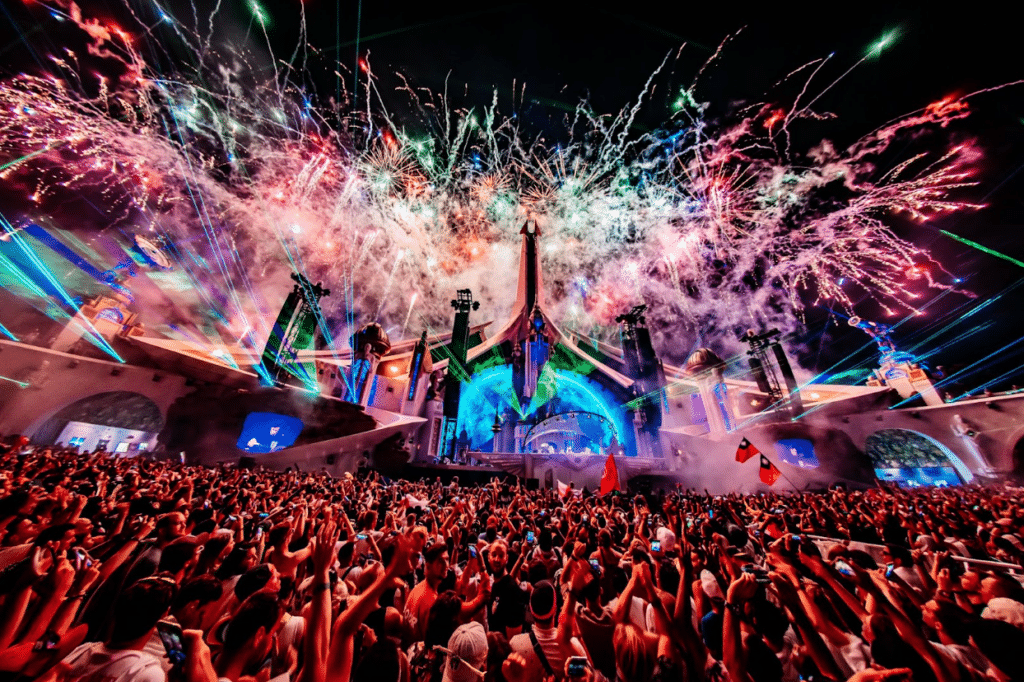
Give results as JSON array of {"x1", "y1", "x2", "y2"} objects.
[
  {"x1": 567, "y1": 656, "x2": 590, "y2": 678},
  {"x1": 834, "y1": 560, "x2": 855, "y2": 577},
  {"x1": 156, "y1": 621, "x2": 187, "y2": 667}
]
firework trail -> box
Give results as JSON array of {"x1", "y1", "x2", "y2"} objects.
[{"x1": 0, "y1": 3, "x2": 983, "y2": 364}]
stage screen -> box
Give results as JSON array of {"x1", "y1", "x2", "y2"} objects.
[
  {"x1": 236, "y1": 412, "x2": 304, "y2": 453},
  {"x1": 874, "y1": 466, "x2": 960, "y2": 488},
  {"x1": 774, "y1": 438, "x2": 820, "y2": 469}
]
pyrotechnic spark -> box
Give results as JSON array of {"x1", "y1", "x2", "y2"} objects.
[
  {"x1": 0, "y1": 6, "x2": 994, "y2": 365},
  {"x1": 868, "y1": 29, "x2": 900, "y2": 57}
]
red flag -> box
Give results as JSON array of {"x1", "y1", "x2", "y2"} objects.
[
  {"x1": 759, "y1": 454, "x2": 781, "y2": 486},
  {"x1": 600, "y1": 452, "x2": 620, "y2": 495},
  {"x1": 736, "y1": 437, "x2": 760, "y2": 463}
]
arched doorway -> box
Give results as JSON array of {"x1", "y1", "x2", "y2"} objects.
[
  {"x1": 33, "y1": 391, "x2": 164, "y2": 454},
  {"x1": 865, "y1": 428, "x2": 972, "y2": 486}
]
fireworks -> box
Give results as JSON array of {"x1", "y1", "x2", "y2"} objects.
[{"x1": 0, "y1": 6, "x2": 988, "y2": 362}]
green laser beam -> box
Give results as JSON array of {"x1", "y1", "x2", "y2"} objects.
[
  {"x1": 940, "y1": 230, "x2": 1024, "y2": 269},
  {"x1": 0, "y1": 140, "x2": 66, "y2": 172}
]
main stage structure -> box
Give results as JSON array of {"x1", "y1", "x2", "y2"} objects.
[{"x1": 2, "y1": 222, "x2": 1024, "y2": 492}]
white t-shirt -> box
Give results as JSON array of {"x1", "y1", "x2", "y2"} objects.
[
  {"x1": 606, "y1": 595, "x2": 647, "y2": 631},
  {"x1": 509, "y1": 625, "x2": 585, "y2": 679},
  {"x1": 824, "y1": 633, "x2": 870, "y2": 679},
  {"x1": 62, "y1": 641, "x2": 166, "y2": 682}
]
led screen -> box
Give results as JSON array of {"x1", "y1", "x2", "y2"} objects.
[
  {"x1": 874, "y1": 467, "x2": 960, "y2": 488},
  {"x1": 236, "y1": 412, "x2": 304, "y2": 453},
  {"x1": 774, "y1": 438, "x2": 820, "y2": 469}
]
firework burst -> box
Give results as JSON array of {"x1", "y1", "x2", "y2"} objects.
[{"x1": 0, "y1": 5, "x2": 986, "y2": 363}]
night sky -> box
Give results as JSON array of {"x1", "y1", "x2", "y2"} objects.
[{"x1": 1, "y1": 1, "x2": 1022, "y2": 392}]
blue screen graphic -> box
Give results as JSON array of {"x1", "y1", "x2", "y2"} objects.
[
  {"x1": 874, "y1": 467, "x2": 960, "y2": 488},
  {"x1": 774, "y1": 439, "x2": 820, "y2": 469},
  {"x1": 236, "y1": 412, "x2": 304, "y2": 453}
]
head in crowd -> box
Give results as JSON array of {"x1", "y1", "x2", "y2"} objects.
[{"x1": 110, "y1": 577, "x2": 176, "y2": 646}]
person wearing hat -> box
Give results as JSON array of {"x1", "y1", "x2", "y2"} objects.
[
  {"x1": 442, "y1": 622, "x2": 488, "y2": 682},
  {"x1": 509, "y1": 580, "x2": 583, "y2": 680}
]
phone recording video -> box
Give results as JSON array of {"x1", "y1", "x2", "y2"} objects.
[{"x1": 156, "y1": 621, "x2": 187, "y2": 667}]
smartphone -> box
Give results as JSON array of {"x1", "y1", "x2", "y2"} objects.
[
  {"x1": 156, "y1": 621, "x2": 187, "y2": 667},
  {"x1": 589, "y1": 558, "x2": 601, "y2": 574},
  {"x1": 567, "y1": 656, "x2": 590, "y2": 678},
  {"x1": 885, "y1": 563, "x2": 896, "y2": 580},
  {"x1": 32, "y1": 631, "x2": 60, "y2": 652},
  {"x1": 526, "y1": 531, "x2": 536, "y2": 544},
  {"x1": 742, "y1": 564, "x2": 771, "y2": 584},
  {"x1": 256, "y1": 527, "x2": 264, "y2": 539},
  {"x1": 258, "y1": 512, "x2": 269, "y2": 519},
  {"x1": 651, "y1": 540, "x2": 662, "y2": 552},
  {"x1": 708, "y1": 509, "x2": 714, "y2": 519},
  {"x1": 834, "y1": 560, "x2": 855, "y2": 577},
  {"x1": 356, "y1": 533, "x2": 368, "y2": 541},
  {"x1": 791, "y1": 535, "x2": 802, "y2": 544},
  {"x1": 469, "y1": 546, "x2": 478, "y2": 559}
]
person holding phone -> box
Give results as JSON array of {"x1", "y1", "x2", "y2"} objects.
[
  {"x1": 141, "y1": 576, "x2": 223, "y2": 674},
  {"x1": 62, "y1": 578, "x2": 184, "y2": 682}
]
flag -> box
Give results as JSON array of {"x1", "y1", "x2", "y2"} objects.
[
  {"x1": 736, "y1": 437, "x2": 760, "y2": 463},
  {"x1": 599, "y1": 452, "x2": 620, "y2": 495},
  {"x1": 759, "y1": 454, "x2": 781, "y2": 486},
  {"x1": 557, "y1": 480, "x2": 581, "y2": 499}
]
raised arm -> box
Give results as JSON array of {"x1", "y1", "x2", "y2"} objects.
[
  {"x1": 298, "y1": 520, "x2": 338, "y2": 682},
  {"x1": 723, "y1": 573, "x2": 757, "y2": 682},
  {"x1": 325, "y1": 537, "x2": 412, "y2": 682}
]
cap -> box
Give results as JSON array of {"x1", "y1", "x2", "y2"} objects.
[
  {"x1": 656, "y1": 526, "x2": 676, "y2": 553},
  {"x1": 701, "y1": 569, "x2": 724, "y2": 601},
  {"x1": 982, "y1": 597, "x2": 1024, "y2": 630},
  {"x1": 441, "y1": 622, "x2": 487, "y2": 682}
]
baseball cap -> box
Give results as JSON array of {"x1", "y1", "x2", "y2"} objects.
[
  {"x1": 701, "y1": 569, "x2": 725, "y2": 601},
  {"x1": 656, "y1": 526, "x2": 676, "y2": 553},
  {"x1": 982, "y1": 597, "x2": 1024, "y2": 630},
  {"x1": 441, "y1": 622, "x2": 487, "y2": 682}
]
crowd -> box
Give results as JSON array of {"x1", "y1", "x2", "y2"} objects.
[{"x1": 3, "y1": 438, "x2": 1024, "y2": 682}]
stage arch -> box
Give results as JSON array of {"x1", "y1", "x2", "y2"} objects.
[{"x1": 33, "y1": 391, "x2": 164, "y2": 453}]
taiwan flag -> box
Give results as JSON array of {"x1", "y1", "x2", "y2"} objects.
[
  {"x1": 760, "y1": 455, "x2": 782, "y2": 486},
  {"x1": 600, "y1": 452, "x2": 620, "y2": 495},
  {"x1": 736, "y1": 438, "x2": 760, "y2": 463}
]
